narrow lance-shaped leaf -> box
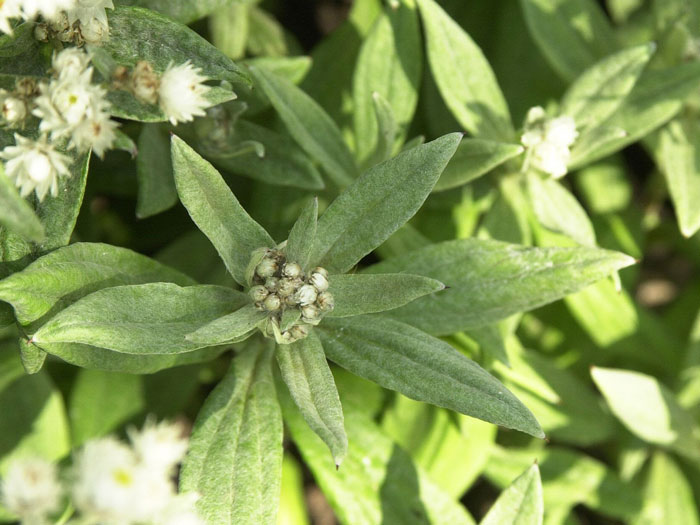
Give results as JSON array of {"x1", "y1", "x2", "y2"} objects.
[
  {"x1": 434, "y1": 138, "x2": 524, "y2": 192},
  {"x1": 317, "y1": 315, "x2": 544, "y2": 438},
  {"x1": 353, "y1": 0, "x2": 422, "y2": 163},
  {"x1": 276, "y1": 331, "x2": 347, "y2": 465},
  {"x1": 480, "y1": 464, "x2": 543, "y2": 525},
  {"x1": 32, "y1": 283, "x2": 249, "y2": 355},
  {"x1": 309, "y1": 132, "x2": 461, "y2": 273},
  {"x1": 134, "y1": 0, "x2": 239, "y2": 25},
  {"x1": 0, "y1": 164, "x2": 44, "y2": 243},
  {"x1": 285, "y1": 197, "x2": 318, "y2": 270},
  {"x1": 364, "y1": 92, "x2": 398, "y2": 168},
  {"x1": 171, "y1": 135, "x2": 275, "y2": 285},
  {"x1": 136, "y1": 124, "x2": 177, "y2": 218},
  {"x1": 180, "y1": 341, "x2": 283, "y2": 525},
  {"x1": 249, "y1": 66, "x2": 358, "y2": 186},
  {"x1": 0, "y1": 242, "x2": 195, "y2": 325},
  {"x1": 327, "y1": 273, "x2": 444, "y2": 318},
  {"x1": 367, "y1": 238, "x2": 635, "y2": 334},
  {"x1": 186, "y1": 304, "x2": 266, "y2": 346},
  {"x1": 560, "y1": 43, "x2": 655, "y2": 132},
  {"x1": 417, "y1": 0, "x2": 513, "y2": 141}
]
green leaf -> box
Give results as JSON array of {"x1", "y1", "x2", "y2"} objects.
[
  {"x1": 592, "y1": 367, "x2": 700, "y2": 460},
  {"x1": 131, "y1": 0, "x2": 235, "y2": 24},
  {"x1": 527, "y1": 173, "x2": 596, "y2": 246},
  {"x1": 32, "y1": 283, "x2": 249, "y2": 355},
  {"x1": 18, "y1": 339, "x2": 46, "y2": 375},
  {"x1": 327, "y1": 273, "x2": 444, "y2": 317},
  {"x1": 570, "y1": 62, "x2": 700, "y2": 167},
  {"x1": 365, "y1": 92, "x2": 398, "y2": 167},
  {"x1": 0, "y1": 164, "x2": 44, "y2": 242},
  {"x1": 519, "y1": 0, "x2": 617, "y2": 81},
  {"x1": 186, "y1": 304, "x2": 266, "y2": 345},
  {"x1": 249, "y1": 66, "x2": 358, "y2": 186},
  {"x1": 368, "y1": 238, "x2": 635, "y2": 334},
  {"x1": 317, "y1": 315, "x2": 544, "y2": 438},
  {"x1": 171, "y1": 135, "x2": 275, "y2": 285},
  {"x1": 653, "y1": 119, "x2": 700, "y2": 237},
  {"x1": 69, "y1": 369, "x2": 144, "y2": 446},
  {"x1": 282, "y1": 387, "x2": 477, "y2": 525},
  {"x1": 210, "y1": 3, "x2": 249, "y2": 60},
  {"x1": 417, "y1": 0, "x2": 513, "y2": 140},
  {"x1": 246, "y1": 6, "x2": 299, "y2": 57},
  {"x1": 96, "y1": 6, "x2": 250, "y2": 86},
  {"x1": 180, "y1": 341, "x2": 282, "y2": 525},
  {"x1": 481, "y1": 464, "x2": 543, "y2": 525},
  {"x1": 285, "y1": 197, "x2": 318, "y2": 270},
  {"x1": 633, "y1": 452, "x2": 700, "y2": 525},
  {"x1": 560, "y1": 43, "x2": 654, "y2": 132},
  {"x1": 353, "y1": 0, "x2": 422, "y2": 163},
  {"x1": 433, "y1": 138, "x2": 524, "y2": 192},
  {"x1": 136, "y1": 124, "x2": 177, "y2": 218},
  {"x1": 276, "y1": 332, "x2": 347, "y2": 465},
  {"x1": 278, "y1": 455, "x2": 309, "y2": 525},
  {"x1": 310, "y1": 133, "x2": 461, "y2": 273},
  {"x1": 0, "y1": 242, "x2": 195, "y2": 325}
]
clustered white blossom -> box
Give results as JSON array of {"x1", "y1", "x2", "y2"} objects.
[
  {"x1": 249, "y1": 248, "x2": 335, "y2": 344},
  {"x1": 520, "y1": 106, "x2": 578, "y2": 179},
  {"x1": 0, "y1": 419, "x2": 204, "y2": 525}
]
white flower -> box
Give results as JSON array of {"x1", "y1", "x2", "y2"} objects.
[
  {"x1": 0, "y1": 134, "x2": 72, "y2": 200},
  {"x1": 52, "y1": 47, "x2": 91, "y2": 79},
  {"x1": 21, "y1": 0, "x2": 77, "y2": 22},
  {"x1": 520, "y1": 106, "x2": 578, "y2": 178},
  {"x1": 71, "y1": 110, "x2": 117, "y2": 157},
  {"x1": 158, "y1": 61, "x2": 211, "y2": 125},
  {"x1": 65, "y1": 0, "x2": 113, "y2": 26},
  {"x1": 0, "y1": 457, "x2": 62, "y2": 522},
  {"x1": 1, "y1": 94, "x2": 26, "y2": 125},
  {"x1": 77, "y1": 16, "x2": 109, "y2": 44},
  {"x1": 128, "y1": 419, "x2": 188, "y2": 475},
  {"x1": 0, "y1": 0, "x2": 22, "y2": 35},
  {"x1": 156, "y1": 493, "x2": 205, "y2": 525}
]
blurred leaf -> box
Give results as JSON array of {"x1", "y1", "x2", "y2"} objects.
[
  {"x1": 592, "y1": 367, "x2": 700, "y2": 459},
  {"x1": 317, "y1": 315, "x2": 544, "y2": 438},
  {"x1": 180, "y1": 341, "x2": 282, "y2": 525},
  {"x1": 417, "y1": 0, "x2": 514, "y2": 140},
  {"x1": 0, "y1": 242, "x2": 195, "y2": 325},
  {"x1": 136, "y1": 124, "x2": 177, "y2": 218},
  {"x1": 481, "y1": 464, "x2": 543, "y2": 525},
  {"x1": 0, "y1": 164, "x2": 44, "y2": 243},
  {"x1": 277, "y1": 455, "x2": 309, "y2": 525},
  {"x1": 171, "y1": 135, "x2": 275, "y2": 285},
  {"x1": 309, "y1": 133, "x2": 461, "y2": 273},
  {"x1": 285, "y1": 197, "x2": 317, "y2": 270},
  {"x1": 364, "y1": 92, "x2": 398, "y2": 167},
  {"x1": 368, "y1": 238, "x2": 635, "y2": 334},
  {"x1": 249, "y1": 66, "x2": 358, "y2": 186},
  {"x1": 519, "y1": 0, "x2": 617, "y2": 81},
  {"x1": 32, "y1": 283, "x2": 248, "y2": 355},
  {"x1": 130, "y1": 0, "x2": 236, "y2": 24},
  {"x1": 210, "y1": 3, "x2": 250, "y2": 60},
  {"x1": 353, "y1": 0, "x2": 422, "y2": 163},
  {"x1": 277, "y1": 332, "x2": 347, "y2": 465},
  {"x1": 574, "y1": 158, "x2": 631, "y2": 214},
  {"x1": 434, "y1": 139, "x2": 523, "y2": 192},
  {"x1": 327, "y1": 273, "x2": 444, "y2": 318},
  {"x1": 247, "y1": 6, "x2": 299, "y2": 57}
]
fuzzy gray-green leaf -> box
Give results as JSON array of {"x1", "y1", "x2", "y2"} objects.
[
  {"x1": 186, "y1": 304, "x2": 266, "y2": 345},
  {"x1": 310, "y1": 133, "x2": 461, "y2": 273},
  {"x1": 327, "y1": 273, "x2": 444, "y2": 317},
  {"x1": 286, "y1": 197, "x2": 318, "y2": 270},
  {"x1": 32, "y1": 283, "x2": 248, "y2": 355},
  {"x1": 171, "y1": 135, "x2": 275, "y2": 285},
  {"x1": 180, "y1": 341, "x2": 282, "y2": 525},
  {"x1": 0, "y1": 242, "x2": 195, "y2": 325},
  {"x1": 0, "y1": 164, "x2": 44, "y2": 243},
  {"x1": 276, "y1": 332, "x2": 347, "y2": 465},
  {"x1": 136, "y1": 124, "x2": 177, "y2": 218},
  {"x1": 317, "y1": 315, "x2": 544, "y2": 438},
  {"x1": 367, "y1": 238, "x2": 635, "y2": 334}
]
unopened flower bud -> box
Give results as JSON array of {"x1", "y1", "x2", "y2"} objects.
[
  {"x1": 317, "y1": 291, "x2": 335, "y2": 312},
  {"x1": 277, "y1": 278, "x2": 299, "y2": 298},
  {"x1": 282, "y1": 262, "x2": 302, "y2": 278},
  {"x1": 265, "y1": 277, "x2": 279, "y2": 291},
  {"x1": 289, "y1": 324, "x2": 310, "y2": 340},
  {"x1": 130, "y1": 61, "x2": 160, "y2": 105},
  {"x1": 249, "y1": 285, "x2": 268, "y2": 302},
  {"x1": 301, "y1": 305, "x2": 320, "y2": 325},
  {"x1": 309, "y1": 271, "x2": 329, "y2": 292},
  {"x1": 2, "y1": 97, "x2": 25, "y2": 125},
  {"x1": 256, "y1": 258, "x2": 278, "y2": 278},
  {"x1": 34, "y1": 24, "x2": 49, "y2": 41},
  {"x1": 311, "y1": 267, "x2": 328, "y2": 279},
  {"x1": 294, "y1": 284, "x2": 317, "y2": 306},
  {"x1": 263, "y1": 293, "x2": 281, "y2": 312}
]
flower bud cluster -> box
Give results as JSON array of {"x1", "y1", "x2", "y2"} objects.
[
  {"x1": 112, "y1": 60, "x2": 212, "y2": 125},
  {"x1": 0, "y1": 418, "x2": 204, "y2": 525},
  {"x1": 249, "y1": 249, "x2": 334, "y2": 344},
  {"x1": 520, "y1": 106, "x2": 578, "y2": 179}
]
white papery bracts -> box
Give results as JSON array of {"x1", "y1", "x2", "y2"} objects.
[
  {"x1": 520, "y1": 106, "x2": 578, "y2": 179},
  {"x1": 248, "y1": 248, "x2": 334, "y2": 344}
]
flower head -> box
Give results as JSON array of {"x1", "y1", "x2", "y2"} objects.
[
  {"x1": 21, "y1": 0, "x2": 77, "y2": 22},
  {"x1": 65, "y1": 0, "x2": 113, "y2": 26},
  {"x1": 128, "y1": 419, "x2": 188, "y2": 475},
  {"x1": 158, "y1": 61, "x2": 211, "y2": 125},
  {"x1": 0, "y1": 134, "x2": 72, "y2": 200},
  {"x1": 521, "y1": 106, "x2": 578, "y2": 178},
  {"x1": 0, "y1": 457, "x2": 62, "y2": 522}
]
